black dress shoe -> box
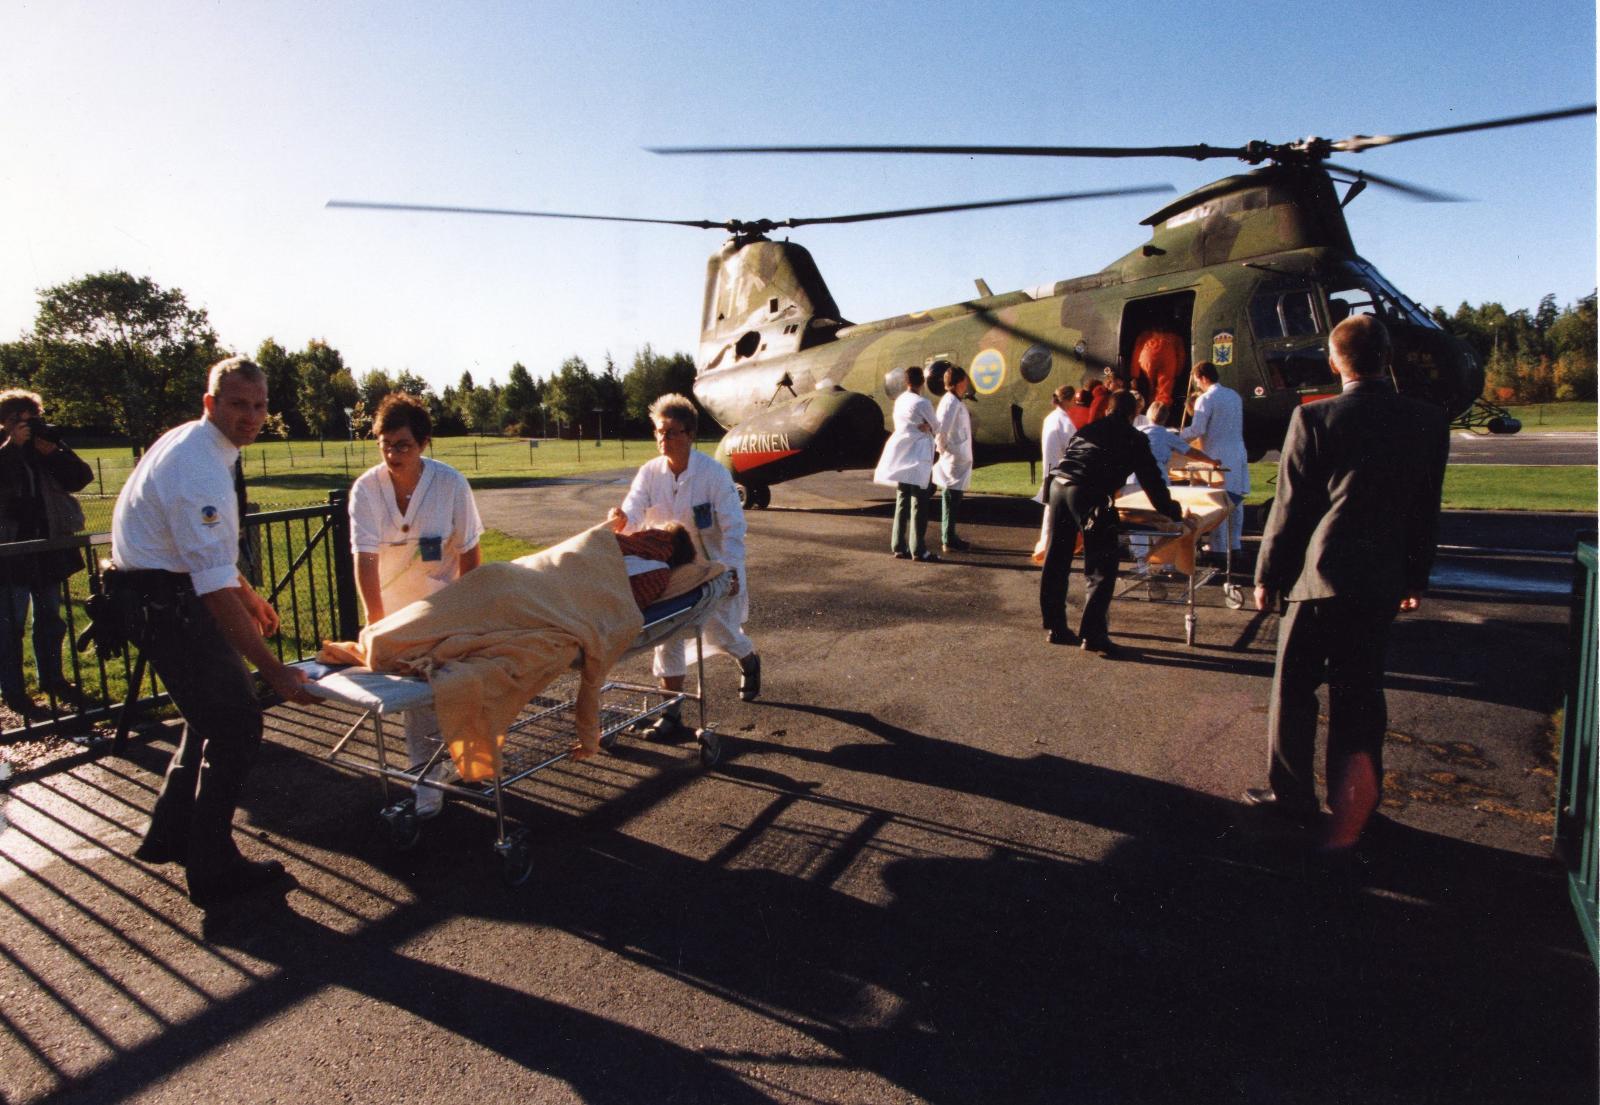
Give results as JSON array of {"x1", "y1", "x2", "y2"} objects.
[
  {"x1": 1079, "y1": 636, "x2": 1123, "y2": 659},
  {"x1": 133, "y1": 837, "x2": 185, "y2": 865},
  {"x1": 915, "y1": 551, "x2": 941, "y2": 563},
  {"x1": 944, "y1": 537, "x2": 972, "y2": 552},
  {"x1": 1046, "y1": 628, "x2": 1079, "y2": 646},
  {"x1": 1242, "y1": 787, "x2": 1322, "y2": 824},
  {"x1": 892, "y1": 550, "x2": 912, "y2": 560},
  {"x1": 188, "y1": 857, "x2": 290, "y2": 910},
  {"x1": 738, "y1": 654, "x2": 762, "y2": 702}
]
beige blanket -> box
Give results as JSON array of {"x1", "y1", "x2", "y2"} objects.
[{"x1": 319, "y1": 524, "x2": 643, "y2": 779}]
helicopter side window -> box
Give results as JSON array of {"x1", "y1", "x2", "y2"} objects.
[{"x1": 1248, "y1": 289, "x2": 1319, "y2": 339}]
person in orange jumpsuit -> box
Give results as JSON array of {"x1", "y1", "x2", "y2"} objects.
[{"x1": 1131, "y1": 329, "x2": 1186, "y2": 415}]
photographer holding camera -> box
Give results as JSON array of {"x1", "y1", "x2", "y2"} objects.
[{"x1": 0, "y1": 388, "x2": 94, "y2": 716}]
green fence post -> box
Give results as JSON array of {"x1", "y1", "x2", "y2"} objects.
[
  {"x1": 327, "y1": 489, "x2": 360, "y2": 640},
  {"x1": 1557, "y1": 536, "x2": 1599, "y2": 968}
]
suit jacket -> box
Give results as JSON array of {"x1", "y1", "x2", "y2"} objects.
[
  {"x1": 1053, "y1": 416, "x2": 1181, "y2": 521},
  {"x1": 1256, "y1": 379, "x2": 1448, "y2": 605}
]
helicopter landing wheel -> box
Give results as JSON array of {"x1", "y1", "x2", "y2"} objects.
[{"x1": 739, "y1": 484, "x2": 771, "y2": 510}]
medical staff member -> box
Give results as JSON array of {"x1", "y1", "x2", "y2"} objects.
[
  {"x1": 1126, "y1": 399, "x2": 1219, "y2": 575},
  {"x1": 117, "y1": 357, "x2": 310, "y2": 913},
  {"x1": 1031, "y1": 385, "x2": 1078, "y2": 562},
  {"x1": 349, "y1": 392, "x2": 483, "y2": 817},
  {"x1": 1181, "y1": 362, "x2": 1250, "y2": 558},
  {"x1": 607, "y1": 393, "x2": 759, "y2": 741},
  {"x1": 932, "y1": 364, "x2": 974, "y2": 554},
  {"x1": 872, "y1": 365, "x2": 938, "y2": 561}
]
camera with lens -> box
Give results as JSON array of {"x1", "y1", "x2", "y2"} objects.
[{"x1": 29, "y1": 420, "x2": 63, "y2": 445}]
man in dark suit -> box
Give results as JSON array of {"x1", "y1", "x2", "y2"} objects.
[
  {"x1": 1247, "y1": 314, "x2": 1449, "y2": 853},
  {"x1": 1039, "y1": 389, "x2": 1184, "y2": 657}
]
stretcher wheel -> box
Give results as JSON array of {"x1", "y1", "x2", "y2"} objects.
[
  {"x1": 497, "y1": 832, "x2": 533, "y2": 888},
  {"x1": 599, "y1": 729, "x2": 621, "y2": 751},
  {"x1": 380, "y1": 801, "x2": 421, "y2": 851},
  {"x1": 697, "y1": 730, "x2": 722, "y2": 769},
  {"x1": 1223, "y1": 582, "x2": 1245, "y2": 610}
]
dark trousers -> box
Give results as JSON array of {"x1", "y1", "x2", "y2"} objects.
[
  {"x1": 132, "y1": 588, "x2": 264, "y2": 888},
  {"x1": 1038, "y1": 481, "x2": 1119, "y2": 640},
  {"x1": 939, "y1": 487, "x2": 964, "y2": 547},
  {"x1": 1267, "y1": 596, "x2": 1397, "y2": 806},
  {"x1": 891, "y1": 481, "x2": 931, "y2": 556}
]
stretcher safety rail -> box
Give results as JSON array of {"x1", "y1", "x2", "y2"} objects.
[{"x1": 292, "y1": 571, "x2": 733, "y2": 885}]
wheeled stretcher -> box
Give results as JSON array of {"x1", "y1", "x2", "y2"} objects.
[
  {"x1": 293, "y1": 572, "x2": 732, "y2": 885},
  {"x1": 1113, "y1": 470, "x2": 1245, "y2": 645}
]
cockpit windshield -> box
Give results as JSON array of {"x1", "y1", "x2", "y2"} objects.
[{"x1": 1324, "y1": 262, "x2": 1440, "y2": 330}]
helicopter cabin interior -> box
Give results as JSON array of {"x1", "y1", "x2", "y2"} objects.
[{"x1": 1118, "y1": 292, "x2": 1195, "y2": 425}]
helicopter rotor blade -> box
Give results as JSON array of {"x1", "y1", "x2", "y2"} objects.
[
  {"x1": 1331, "y1": 103, "x2": 1596, "y2": 153},
  {"x1": 1323, "y1": 164, "x2": 1463, "y2": 203},
  {"x1": 326, "y1": 199, "x2": 729, "y2": 231},
  {"x1": 651, "y1": 141, "x2": 1251, "y2": 162},
  {"x1": 779, "y1": 185, "x2": 1175, "y2": 229}
]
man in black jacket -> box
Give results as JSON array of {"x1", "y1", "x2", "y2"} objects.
[
  {"x1": 1039, "y1": 390, "x2": 1183, "y2": 657},
  {"x1": 1248, "y1": 315, "x2": 1449, "y2": 855},
  {"x1": 0, "y1": 389, "x2": 94, "y2": 714}
]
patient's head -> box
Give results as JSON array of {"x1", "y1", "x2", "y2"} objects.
[{"x1": 661, "y1": 522, "x2": 696, "y2": 568}]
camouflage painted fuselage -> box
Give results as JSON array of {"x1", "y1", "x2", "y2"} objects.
[{"x1": 696, "y1": 164, "x2": 1480, "y2": 493}]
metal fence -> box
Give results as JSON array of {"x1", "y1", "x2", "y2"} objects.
[
  {"x1": 0, "y1": 493, "x2": 356, "y2": 745},
  {"x1": 1557, "y1": 537, "x2": 1598, "y2": 968}
]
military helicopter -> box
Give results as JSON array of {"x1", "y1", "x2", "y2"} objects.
[{"x1": 331, "y1": 103, "x2": 1593, "y2": 509}]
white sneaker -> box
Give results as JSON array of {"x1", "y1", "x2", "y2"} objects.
[{"x1": 414, "y1": 762, "x2": 448, "y2": 820}]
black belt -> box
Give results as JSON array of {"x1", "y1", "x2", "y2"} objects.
[{"x1": 104, "y1": 567, "x2": 195, "y2": 600}]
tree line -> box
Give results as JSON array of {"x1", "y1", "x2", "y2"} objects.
[
  {"x1": 0, "y1": 271, "x2": 699, "y2": 446},
  {"x1": 1431, "y1": 291, "x2": 1597, "y2": 405},
  {"x1": 1, "y1": 270, "x2": 1591, "y2": 448}
]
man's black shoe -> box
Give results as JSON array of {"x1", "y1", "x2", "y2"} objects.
[
  {"x1": 892, "y1": 550, "x2": 912, "y2": 560},
  {"x1": 915, "y1": 551, "x2": 941, "y2": 563},
  {"x1": 1079, "y1": 636, "x2": 1123, "y2": 659},
  {"x1": 133, "y1": 837, "x2": 185, "y2": 865},
  {"x1": 646, "y1": 715, "x2": 695, "y2": 744},
  {"x1": 1046, "y1": 628, "x2": 1079, "y2": 646},
  {"x1": 188, "y1": 857, "x2": 290, "y2": 910},
  {"x1": 944, "y1": 537, "x2": 972, "y2": 552},
  {"x1": 1242, "y1": 787, "x2": 1322, "y2": 824},
  {"x1": 739, "y1": 654, "x2": 762, "y2": 702}
]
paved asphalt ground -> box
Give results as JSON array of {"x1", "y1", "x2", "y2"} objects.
[{"x1": 1, "y1": 468, "x2": 1595, "y2": 1105}]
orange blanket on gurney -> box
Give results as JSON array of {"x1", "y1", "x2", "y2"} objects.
[
  {"x1": 318, "y1": 523, "x2": 643, "y2": 780},
  {"x1": 1115, "y1": 485, "x2": 1231, "y2": 575}
]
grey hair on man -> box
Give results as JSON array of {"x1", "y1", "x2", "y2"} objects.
[{"x1": 648, "y1": 393, "x2": 699, "y2": 436}]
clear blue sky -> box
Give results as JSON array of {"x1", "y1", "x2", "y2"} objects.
[{"x1": 1, "y1": 1, "x2": 1593, "y2": 394}]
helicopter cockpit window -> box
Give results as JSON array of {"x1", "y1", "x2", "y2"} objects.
[
  {"x1": 1325, "y1": 265, "x2": 1440, "y2": 330},
  {"x1": 1248, "y1": 289, "x2": 1320, "y2": 340}
]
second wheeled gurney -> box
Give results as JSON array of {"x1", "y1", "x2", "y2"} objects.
[{"x1": 294, "y1": 541, "x2": 734, "y2": 885}]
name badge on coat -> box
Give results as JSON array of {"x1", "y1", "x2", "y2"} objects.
[
  {"x1": 419, "y1": 535, "x2": 443, "y2": 562},
  {"x1": 692, "y1": 502, "x2": 713, "y2": 530}
]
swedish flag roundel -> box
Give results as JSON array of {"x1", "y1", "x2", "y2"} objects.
[{"x1": 969, "y1": 348, "x2": 1006, "y2": 395}]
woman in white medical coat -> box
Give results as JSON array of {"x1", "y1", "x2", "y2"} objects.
[
  {"x1": 872, "y1": 366, "x2": 938, "y2": 561},
  {"x1": 348, "y1": 392, "x2": 483, "y2": 816},
  {"x1": 932, "y1": 365, "x2": 974, "y2": 553}
]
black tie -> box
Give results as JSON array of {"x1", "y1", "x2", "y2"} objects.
[{"x1": 233, "y1": 456, "x2": 249, "y2": 558}]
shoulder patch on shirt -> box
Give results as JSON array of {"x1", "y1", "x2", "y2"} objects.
[{"x1": 200, "y1": 505, "x2": 221, "y2": 526}]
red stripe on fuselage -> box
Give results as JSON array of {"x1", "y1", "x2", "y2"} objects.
[
  {"x1": 1299, "y1": 393, "x2": 1337, "y2": 405},
  {"x1": 729, "y1": 449, "x2": 800, "y2": 473}
]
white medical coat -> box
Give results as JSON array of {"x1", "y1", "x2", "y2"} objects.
[
  {"x1": 619, "y1": 450, "x2": 749, "y2": 625},
  {"x1": 1035, "y1": 407, "x2": 1077, "y2": 503},
  {"x1": 932, "y1": 392, "x2": 973, "y2": 491},
  {"x1": 873, "y1": 390, "x2": 936, "y2": 488},
  {"x1": 1181, "y1": 384, "x2": 1250, "y2": 496},
  {"x1": 349, "y1": 457, "x2": 483, "y2": 613}
]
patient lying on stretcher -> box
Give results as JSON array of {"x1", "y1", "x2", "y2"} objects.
[{"x1": 318, "y1": 521, "x2": 727, "y2": 774}]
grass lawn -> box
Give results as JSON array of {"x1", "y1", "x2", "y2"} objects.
[
  {"x1": 1501, "y1": 401, "x2": 1596, "y2": 432},
  {"x1": 970, "y1": 459, "x2": 1596, "y2": 512}
]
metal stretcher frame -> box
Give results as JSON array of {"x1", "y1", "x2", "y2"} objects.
[
  {"x1": 1114, "y1": 469, "x2": 1246, "y2": 646},
  {"x1": 295, "y1": 573, "x2": 731, "y2": 885}
]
